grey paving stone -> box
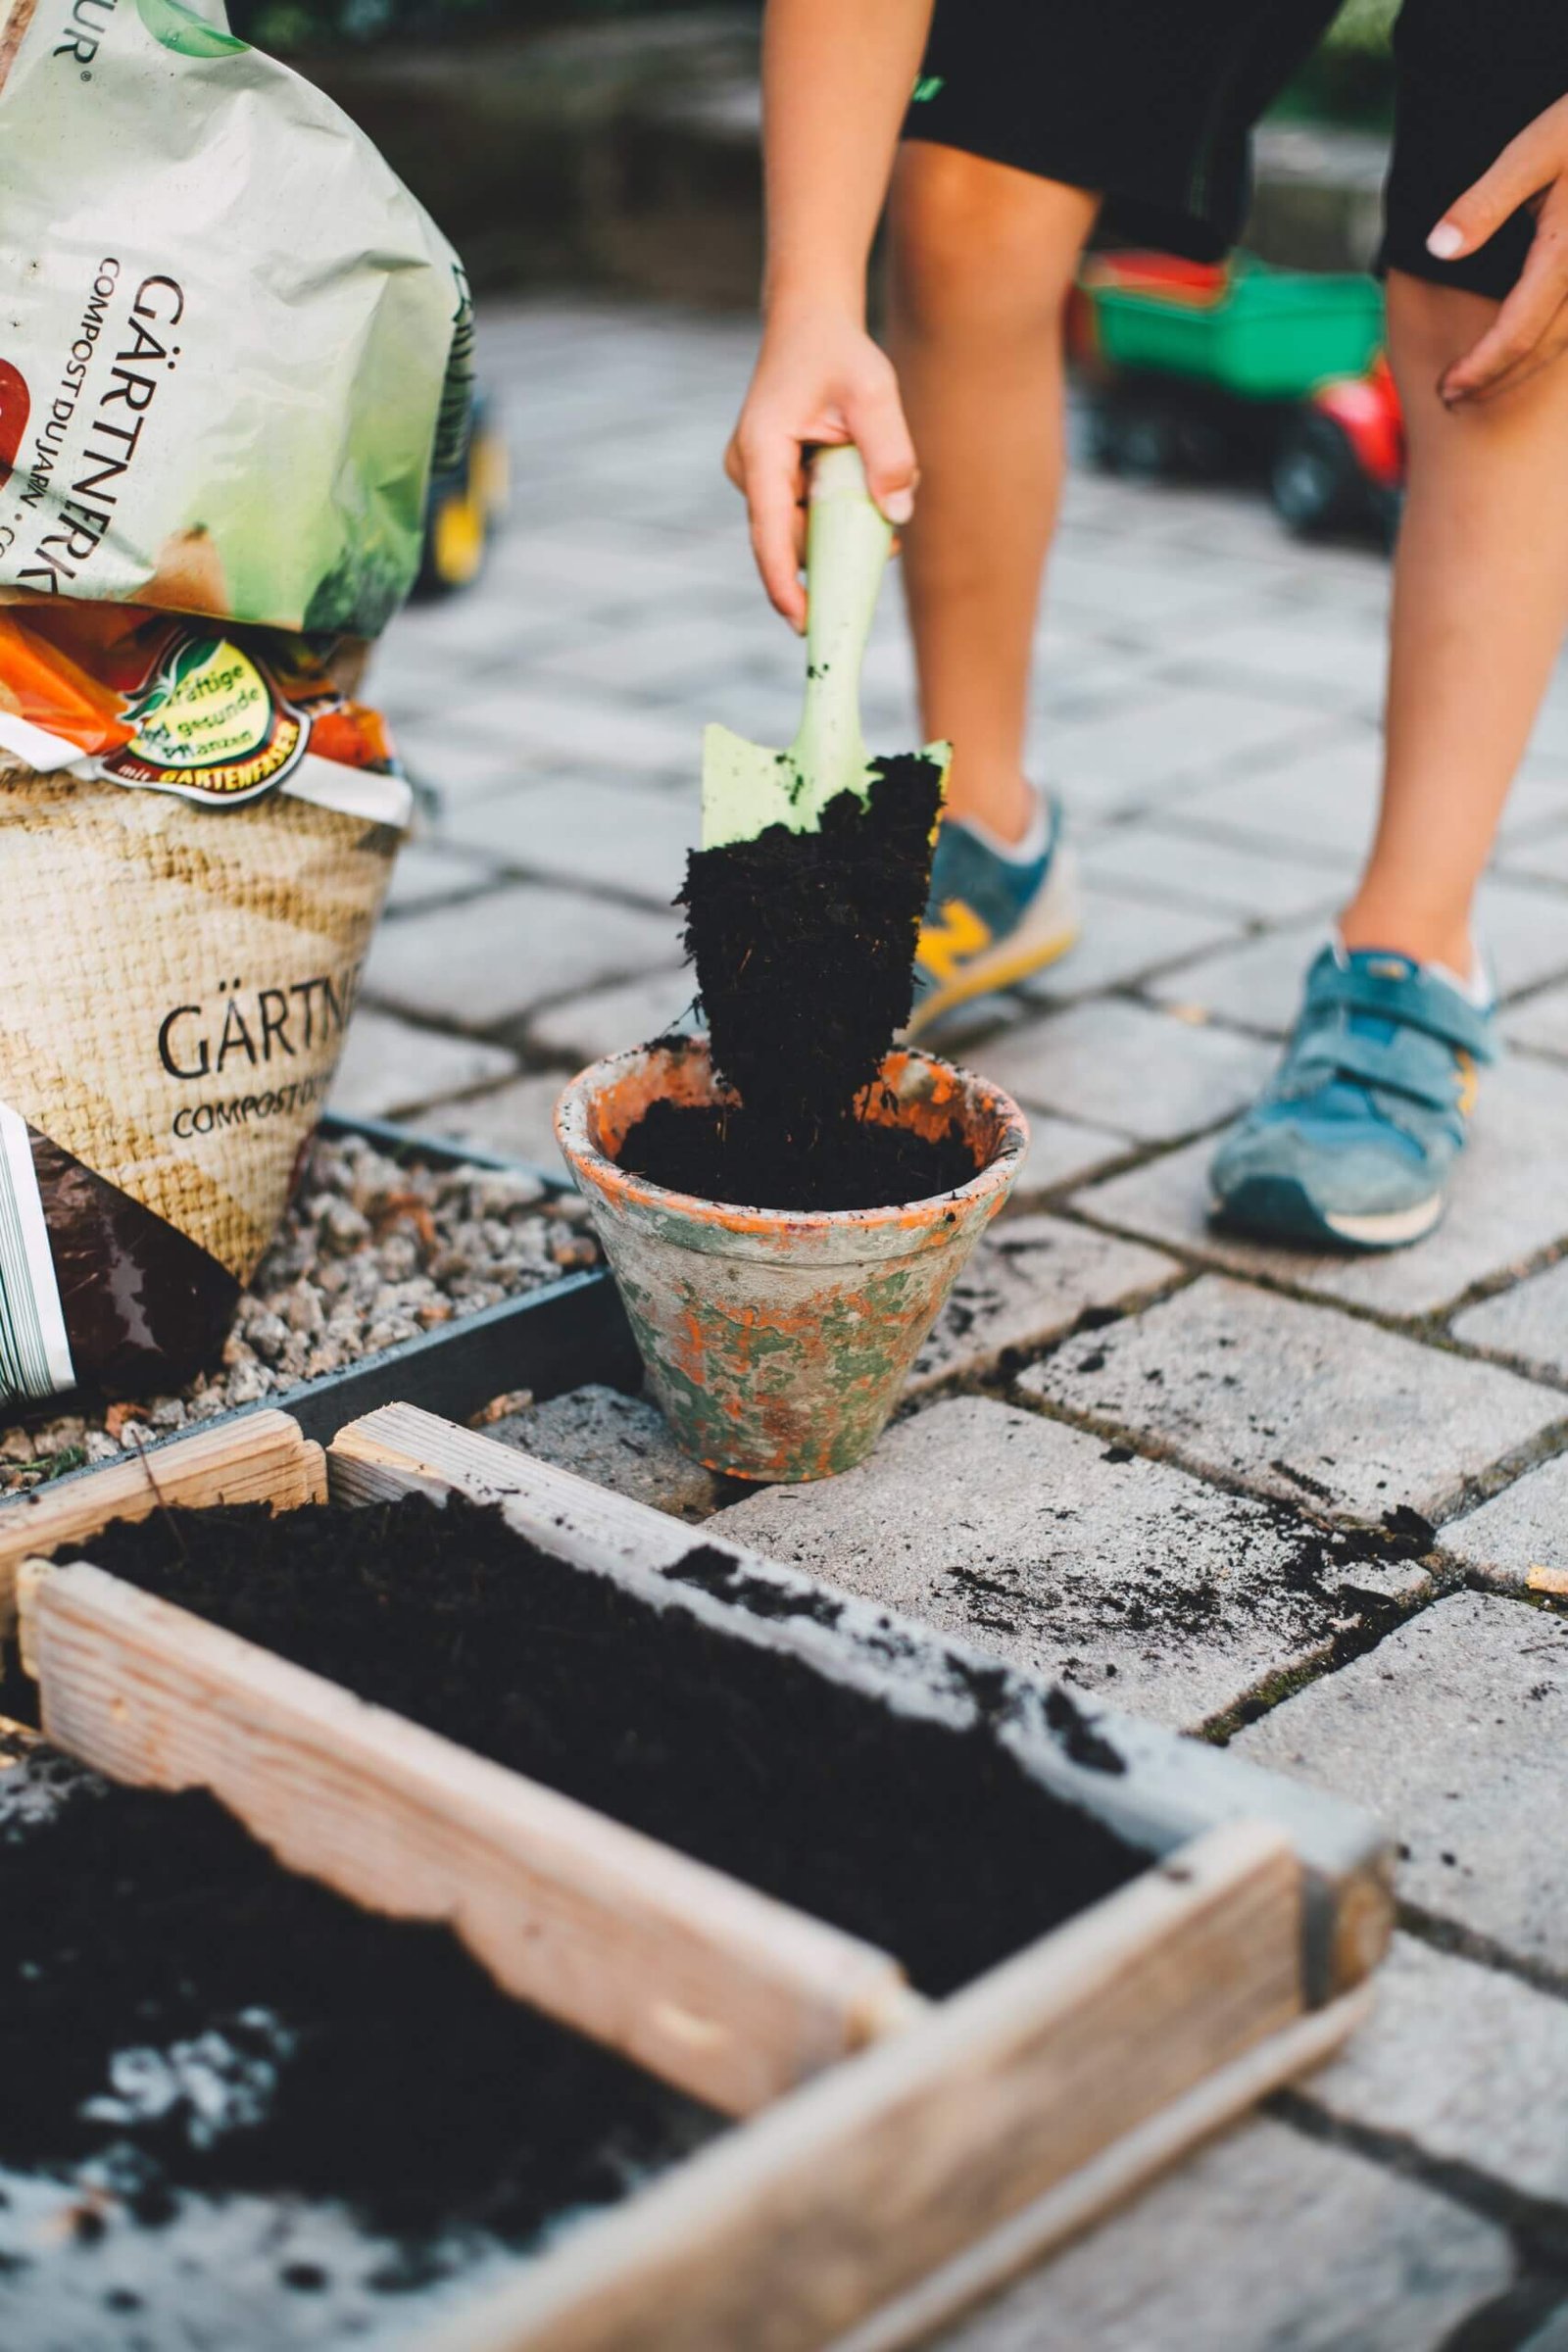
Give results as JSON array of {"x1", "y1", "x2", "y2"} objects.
[
  {"x1": 983, "y1": 1002, "x2": 1278, "y2": 1143},
  {"x1": 395, "y1": 723, "x2": 535, "y2": 807},
  {"x1": 1520, "y1": 2307, "x2": 1568, "y2": 2352},
  {"x1": 1046, "y1": 543, "x2": 1292, "y2": 634},
  {"x1": 420, "y1": 1073, "x2": 571, "y2": 1175},
  {"x1": 937, "y1": 2115, "x2": 1511, "y2": 2352},
  {"x1": 1506, "y1": 979, "x2": 1568, "y2": 1058},
  {"x1": 1442, "y1": 1451, "x2": 1568, "y2": 1592},
  {"x1": 1237, "y1": 1592, "x2": 1568, "y2": 1980},
  {"x1": 486, "y1": 1385, "x2": 721, "y2": 1522},
  {"x1": 444, "y1": 776, "x2": 698, "y2": 907},
  {"x1": 526, "y1": 968, "x2": 701, "y2": 1067},
  {"x1": 363, "y1": 884, "x2": 681, "y2": 1030},
  {"x1": 529, "y1": 610, "x2": 784, "y2": 702},
  {"x1": 1303, "y1": 1932, "x2": 1568, "y2": 2201},
  {"x1": 716, "y1": 1395, "x2": 1391, "y2": 1732},
  {"x1": 1164, "y1": 609, "x2": 1391, "y2": 713},
  {"x1": 1013, "y1": 886, "x2": 1240, "y2": 1005},
  {"x1": 1041, "y1": 682, "x2": 1336, "y2": 820},
  {"x1": 1076, "y1": 1055, "x2": 1568, "y2": 1320},
  {"x1": 907, "y1": 1216, "x2": 1181, "y2": 1396},
  {"x1": 1178, "y1": 735, "x2": 1568, "y2": 863},
  {"x1": 1149, "y1": 878, "x2": 1568, "y2": 1037},
  {"x1": 382, "y1": 841, "x2": 499, "y2": 913},
  {"x1": 1083, "y1": 818, "x2": 1353, "y2": 921},
  {"x1": 1007, "y1": 1110, "x2": 1134, "y2": 1202},
  {"x1": 327, "y1": 1010, "x2": 516, "y2": 1121},
  {"x1": 1496, "y1": 830, "x2": 1568, "y2": 889},
  {"x1": 1453, "y1": 1254, "x2": 1568, "y2": 1376},
  {"x1": 1018, "y1": 1275, "x2": 1566, "y2": 1521},
  {"x1": 453, "y1": 684, "x2": 697, "y2": 781}
]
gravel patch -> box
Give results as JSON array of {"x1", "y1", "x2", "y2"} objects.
[{"x1": 0, "y1": 1134, "x2": 599, "y2": 1496}]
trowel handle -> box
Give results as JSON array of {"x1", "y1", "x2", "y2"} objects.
[{"x1": 795, "y1": 444, "x2": 893, "y2": 796}]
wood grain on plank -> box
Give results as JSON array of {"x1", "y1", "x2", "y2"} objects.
[
  {"x1": 0, "y1": 1410, "x2": 324, "y2": 1637},
  {"x1": 430, "y1": 1821, "x2": 1304, "y2": 2352},
  {"x1": 22, "y1": 1560, "x2": 922, "y2": 2118},
  {"x1": 329, "y1": 1401, "x2": 702, "y2": 1573}
]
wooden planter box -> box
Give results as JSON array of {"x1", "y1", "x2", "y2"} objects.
[{"x1": 7, "y1": 1403, "x2": 1393, "y2": 2352}]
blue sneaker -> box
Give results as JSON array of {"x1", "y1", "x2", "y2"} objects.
[
  {"x1": 1209, "y1": 945, "x2": 1497, "y2": 1250},
  {"x1": 907, "y1": 792, "x2": 1080, "y2": 1036}
]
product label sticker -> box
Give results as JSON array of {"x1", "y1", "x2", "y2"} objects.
[
  {"x1": 96, "y1": 632, "x2": 310, "y2": 807},
  {"x1": 0, "y1": 1099, "x2": 76, "y2": 1406}
]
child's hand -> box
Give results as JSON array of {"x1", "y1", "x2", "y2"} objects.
[
  {"x1": 1428, "y1": 93, "x2": 1568, "y2": 405},
  {"x1": 725, "y1": 305, "x2": 917, "y2": 630}
]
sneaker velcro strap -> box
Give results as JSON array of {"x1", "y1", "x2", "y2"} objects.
[
  {"x1": 1290, "y1": 1031, "x2": 1469, "y2": 1113},
  {"x1": 1303, "y1": 960, "x2": 1497, "y2": 1063}
]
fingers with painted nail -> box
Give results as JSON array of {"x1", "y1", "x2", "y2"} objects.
[{"x1": 1428, "y1": 92, "x2": 1568, "y2": 405}]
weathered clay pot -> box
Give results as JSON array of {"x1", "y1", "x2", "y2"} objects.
[{"x1": 555, "y1": 1039, "x2": 1027, "y2": 1482}]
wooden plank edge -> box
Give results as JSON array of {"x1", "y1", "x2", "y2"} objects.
[
  {"x1": 424, "y1": 1821, "x2": 1305, "y2": 2352},
  {"x1": 22, "y1": 1558, "x2": 921, "y2": 2119},
  {"x1": 329, "y1": 1404, "x2": 1395, "y2": 2005},
  {"x1": 0, "y1": 1408, "x2": 323, "y2": 1641},
  {"x1": 828, "y1": 1983, "x2": 1374, "y2": 2352}
]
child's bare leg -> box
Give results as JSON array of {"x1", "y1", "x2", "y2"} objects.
[
  {"x1": 887, "y1": 145, "x2": 1098, "y2": 844},
  {"x1": 1342, "y1": 270, "x2": 1568, "y2": 970}
]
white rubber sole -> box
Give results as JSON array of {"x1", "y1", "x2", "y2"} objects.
[
  {"x1": 1320, "y1": 1194, "x2": 1446, "y2": 1246},
  {"x1": 1207, "y1": 1184, "x2": 1446, "y2": 1251}
]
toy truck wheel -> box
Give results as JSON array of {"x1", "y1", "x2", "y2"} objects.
[
  {"x1": 1270, "y1": 411, "x2": 1364, "y2": 538},
  {"x1": 1084, "y1": 398, "x2": 1177, "y2": 481}
]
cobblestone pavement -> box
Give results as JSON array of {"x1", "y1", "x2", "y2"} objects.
[{"x1": 352, "y1": 300, "x2": 1568, "y2": 2349}]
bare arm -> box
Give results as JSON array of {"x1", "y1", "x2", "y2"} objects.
[{"x1": 725, "y1": 0, "x2": 934, "y2": 627}]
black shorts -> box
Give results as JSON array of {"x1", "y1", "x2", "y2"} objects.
[{"x1": 904, "y1": 0, "x2": 1568, "y2": 301}]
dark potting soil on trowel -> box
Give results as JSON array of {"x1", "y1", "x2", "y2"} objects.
[
  {"x1": 620, "y1": 755, "x2": 973, "y2": 1211},
  {"x1": 0, "y1": 1731, "x2": 713, "y2": 2351},
  {"x1": 74, "y1": 1493, "x2": 1146, "y2": 1998}
]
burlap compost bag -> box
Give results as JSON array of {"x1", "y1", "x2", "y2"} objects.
[
  {"x1": 0, "y1": 609, "x2": 410, "y2": 1405},
  {"x1": 0, "y1": 0, "x2": 471, "y2": 635}
]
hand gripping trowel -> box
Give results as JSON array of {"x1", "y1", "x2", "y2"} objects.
[{"x1": 684, "y1": 445, "x2": 951, "y2": 1139}]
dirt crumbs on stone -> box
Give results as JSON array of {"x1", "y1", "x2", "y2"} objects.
[
  {"x1": 0, "y1": 1744, "x2": 713, "y2": 2296},
  {"x1": 75, "y1": 1493, "x2": 1145, "y2": 1996},
  {"x1": 0, "y1": 1134, "x2": 598, "y2": 1496},
  {"x1": 619, "y1": 755, "x2": 963, "y2": 1213}
]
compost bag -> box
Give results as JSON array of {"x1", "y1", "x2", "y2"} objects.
[
  {"x1": 0, "y1": 0, "x2": 471, "y2": 636},
  {"x1": 0, "y1": 607, "x2": 410, "y2": 1405}
]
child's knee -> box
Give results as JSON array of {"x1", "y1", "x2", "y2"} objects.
[{"x1": 889, "y1": 146, "x2": 1091, "y2": 337}]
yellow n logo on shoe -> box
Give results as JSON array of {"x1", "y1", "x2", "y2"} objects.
[{"x1": 918, "y1": 899, "x2": 991, "y2": 983}]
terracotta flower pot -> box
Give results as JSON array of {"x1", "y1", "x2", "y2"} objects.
[{"x1": 555, "y1": 1040, "x2": 1028, "y2": 1483}]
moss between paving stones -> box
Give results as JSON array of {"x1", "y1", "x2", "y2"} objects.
[{"x1": 67, "y1": 1493, "x2": 1146, "y2": 1997}]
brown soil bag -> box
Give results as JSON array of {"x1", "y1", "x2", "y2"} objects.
[{"x1": 0, "y1": 612, "x2": 408, "y2": 1404}]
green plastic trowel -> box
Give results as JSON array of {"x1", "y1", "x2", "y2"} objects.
[{"x1": 701, "y1": 444, "x2": 951, "y2": 851}]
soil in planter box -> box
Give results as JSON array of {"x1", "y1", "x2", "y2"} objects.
[
  {"x1": 0, "y1": 1735, "x2": 714, "y2": 2340},
  {"x1": 619, "y1": 756, "x2": 967, "y2": 1213},
  {"x1": 75, "y1": 1494, "x2": 1146, "y2": 1997}
]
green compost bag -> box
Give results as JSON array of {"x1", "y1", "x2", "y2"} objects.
[{"x1": 0, "y1": 0, "x2": 472, "y2": 637}]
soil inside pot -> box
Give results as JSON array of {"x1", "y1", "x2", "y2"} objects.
[
  {"x1": 616, "y1": 1094, "x2": 976, "y2": 1214},
  {"x1": 72, "y1": 1494, "x2": 1146, "y2": 1997},
  {"x1": 0, "y1": 1736, "x2": 713, "y2": 2319},
  {"x1": 624, "y1": 754, "x2": 956, "y2": 1213}
]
